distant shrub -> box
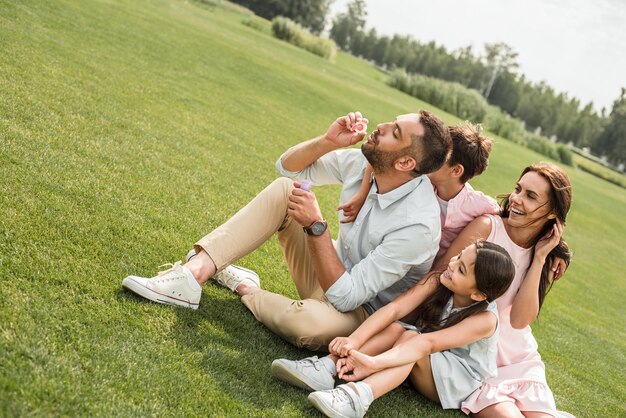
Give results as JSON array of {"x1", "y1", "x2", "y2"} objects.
[
  {"x1": 388, "y1": 70, "x2": 574, "y2": 166},
  {"x1": 575, "y1": 156, "x2": 626, "y2": 188},
  {"x1": 271, "y1": 17, "x2": 336, "y2": 62},
  {"x1": 525, "y1": 133, "x2": 559, "y2": 161},
  {"x1": 194, "y1": 0, "x2": 253, "y2": 15},
  {"x1": 556, "y1": 144, "x2": 574, "y2": 166},
  {"x1": 242, "y1": 17, "x2": 271, "y2": 35},
  {"x1": 389, "y1": 70, "x2": 488, "y2": 123},
  {"x1": 483, "y1": 104, "x2": 573, "y2": 165},
  {"x1": 483, "y1": 106, "x2": 525, "y2": 145}
]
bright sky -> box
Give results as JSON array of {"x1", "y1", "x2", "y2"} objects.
[{"x1": 329, "y1": 0, "x2": 626, "y2": 113}]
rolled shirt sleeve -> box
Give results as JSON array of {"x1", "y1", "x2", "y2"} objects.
[
  {"x1": 275, "y1": 149, "x2": 343, "y2": 186},
  {"x1": 325, "y1": 223, "x2": 436, "y2": 312}
]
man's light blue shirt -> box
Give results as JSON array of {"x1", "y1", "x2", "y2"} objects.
[{"x1": 276, "y1": 148, "x2": 441, "y2": 313}]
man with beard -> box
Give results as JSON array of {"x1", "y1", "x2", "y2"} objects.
[{"x1": 122, "y1": 111, "x2": 451, "y2": 350}]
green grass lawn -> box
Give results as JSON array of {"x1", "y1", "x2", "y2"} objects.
[{"x1": 1, "y1": 0, "x2": 625, "y2": 416}]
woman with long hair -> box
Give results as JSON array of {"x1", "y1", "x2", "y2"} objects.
[{"x1": 447, "y1": 163, "x2": 573, "y2": 417}]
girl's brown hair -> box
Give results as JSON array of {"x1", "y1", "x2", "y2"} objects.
[{"x1": 413, "y1": 241, "x2": 515, "y2": 333}]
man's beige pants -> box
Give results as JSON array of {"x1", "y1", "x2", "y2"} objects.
[{"x1": 195, "y1": 177, "x2": 368, "y2": 351}]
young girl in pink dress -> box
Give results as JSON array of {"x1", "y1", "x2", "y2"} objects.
[{"x1": 440, "y1": 163, "x2": 572, "y2": 417}]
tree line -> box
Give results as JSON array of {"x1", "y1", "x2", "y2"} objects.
[
  {"x1": 329, "y1": 0, "x2": 624, "y2": 167},
  {"x1": 224, "y1": 0, "x2": 624, "y2": 167}
]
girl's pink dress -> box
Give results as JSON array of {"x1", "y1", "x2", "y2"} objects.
[{"x1": 461, "y1": 215, "x2": 557, "y2": 416}]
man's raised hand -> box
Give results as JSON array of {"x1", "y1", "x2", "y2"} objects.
[{"x1": 324, "y1": 111, "x2": 368, "y2": 148}]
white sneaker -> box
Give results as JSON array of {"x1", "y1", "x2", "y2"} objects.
[
  {"x1": 213, "y1": 265, "x2": 260, "y2": 293},
  {"x1": 186, "y1": 248, "x2": 260, "y2": 293},
  {"x1": 272, "y1": 356, "x2": 335, "y2": 391},
  {"x1": 122, "y1": 262, "x2": 201, "y2": 309},
  {"x1": 308, "y1": 384, "x2": 367, "y2": 418},
  {"x1": 185, "y1": 248, "x2": 198, "y2": 263}
]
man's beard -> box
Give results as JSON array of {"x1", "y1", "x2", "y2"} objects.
[{"x1": 361, "y1": 142, "x2": 408, "y2": 174}]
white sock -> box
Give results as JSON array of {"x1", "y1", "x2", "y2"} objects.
[
  {"x1": 182, "y1": 266, "x2": 202, "y2": 291},
  {"x1": 352, "y1": 381, "x2": 374, "y2": 409},
  {"x1": 320, "y1": 356, "x2": 337, "y2": 376}
]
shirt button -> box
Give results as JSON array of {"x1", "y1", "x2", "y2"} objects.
[{"x1": 355, "y1": 221, "x2": 360, "y2": 226}]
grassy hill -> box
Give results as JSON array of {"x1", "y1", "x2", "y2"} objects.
[{"x1": 1, "y1": 0, "x2": 624, "y2": 416}]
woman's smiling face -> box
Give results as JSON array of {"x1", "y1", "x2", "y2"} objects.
[{"x1": 507, "y1": 171, "x2": 555, "y2": 228}]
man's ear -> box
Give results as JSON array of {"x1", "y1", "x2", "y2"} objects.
[
  {"x1": 395, "y1": 156, "x2": 417, "y2": 173},
  {"x1": 470, "y1": 290, "x2": 488, "y2": 302}
]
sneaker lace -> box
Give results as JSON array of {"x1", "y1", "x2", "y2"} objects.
[
  {"x1": 297, "y1": 357, "x2": 323, "y2": 371},
  {"x1": 155, "y1": 261, "x2": 183, "y2": 281},
  {"x1": 158, "y1": 261, "x2": 181, "y2": 276},
  {"x1": 332, "y1": 387, "x2": 355, "y2": 409}
]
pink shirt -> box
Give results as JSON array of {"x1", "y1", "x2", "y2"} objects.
[{"x1": 435, "y1": 183, "x2": 500, "y2": 260}]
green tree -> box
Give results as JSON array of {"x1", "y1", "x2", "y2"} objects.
[
  {"x1": 329, "y1": 0, "x2": 367, "y2": 50},
  {"x1": 284, "y1": 0, "x2": 333, "y2": 34},
  {"x1": 449, "y1": 46, "x2": 486, "y2": 90},
  {"x1": 515, "y1": 81, "x2": 548, "y2": 131},
  {"x1": 482, "y1": 42, "x2": 519, "y2": 99},
  {"x1": 573, "y1": 103, "x2": 604, "y2": 149},
  {"x1": 371, "y1": 35, "x2": 389, "y2": 67},
  {"x1": 595, "y1": 88, "x2": 626, "y2": 164},
  {"x1": 359, "y1": 28, "x2": 379, "y2": 61},
  {"x1": 488, "y1": 70, "x2": 520, "y2": 115},
  {"x1": 229, "y1": 0, "x2": 332, "y2": 34},
  {"x1": 384, "y1": 35, "x2": 414, "y2": 69},
  {"x1": 553, "y1": 94, "x2": 581, "y2": 145}
]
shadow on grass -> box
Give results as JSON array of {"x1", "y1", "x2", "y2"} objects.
[
  {"x1": 114, "y1": 278, "x2": 457, "y2": 417},
  {"x1": 158, "y1": 284, "x2": 452, "y2": 417},
  {"x1": 166, "y1": 284, "x2": 322, "y2": 415}
]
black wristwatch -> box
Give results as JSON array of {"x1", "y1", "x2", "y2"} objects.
[{"x1": 303, "y1": 220, "x2": 327, "y2": 236}]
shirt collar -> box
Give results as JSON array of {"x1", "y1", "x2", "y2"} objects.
[
  {"x1": 434, "y1": 182, "x2": 472, "y2": 205},
  {"x1": 370, "y1": 175, "x2": 427, "y2": 210}
]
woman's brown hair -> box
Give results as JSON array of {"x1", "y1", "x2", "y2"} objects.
[{"x1": 499, "y1": 163, "x2": 573, "y2": 311}]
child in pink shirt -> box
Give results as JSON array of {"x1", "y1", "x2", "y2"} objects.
[{"x1": 340, "y1": 123, "x2": 500, "y2": 261}]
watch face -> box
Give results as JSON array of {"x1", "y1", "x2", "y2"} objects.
[{"x1": 311, "y1": 221, "x2": 327, "y2": 235}]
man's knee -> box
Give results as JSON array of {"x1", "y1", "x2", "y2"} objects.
[
  {"x1": 263, "y1": 177, "x2": 295, "y2": 214},
  {"x1": 270, "y1": 177, "x2": 294, "y2": 193},
  {"x1": 274, "y1": 299, "x2": 354, "y2": 350}
]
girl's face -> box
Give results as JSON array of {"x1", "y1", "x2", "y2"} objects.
[
  {"x1": 508, "y1": 171, "x2": 554, "y2": 227},
  {"x1": 440, "y1": 244, "x2": 479, "y2": 297}
]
